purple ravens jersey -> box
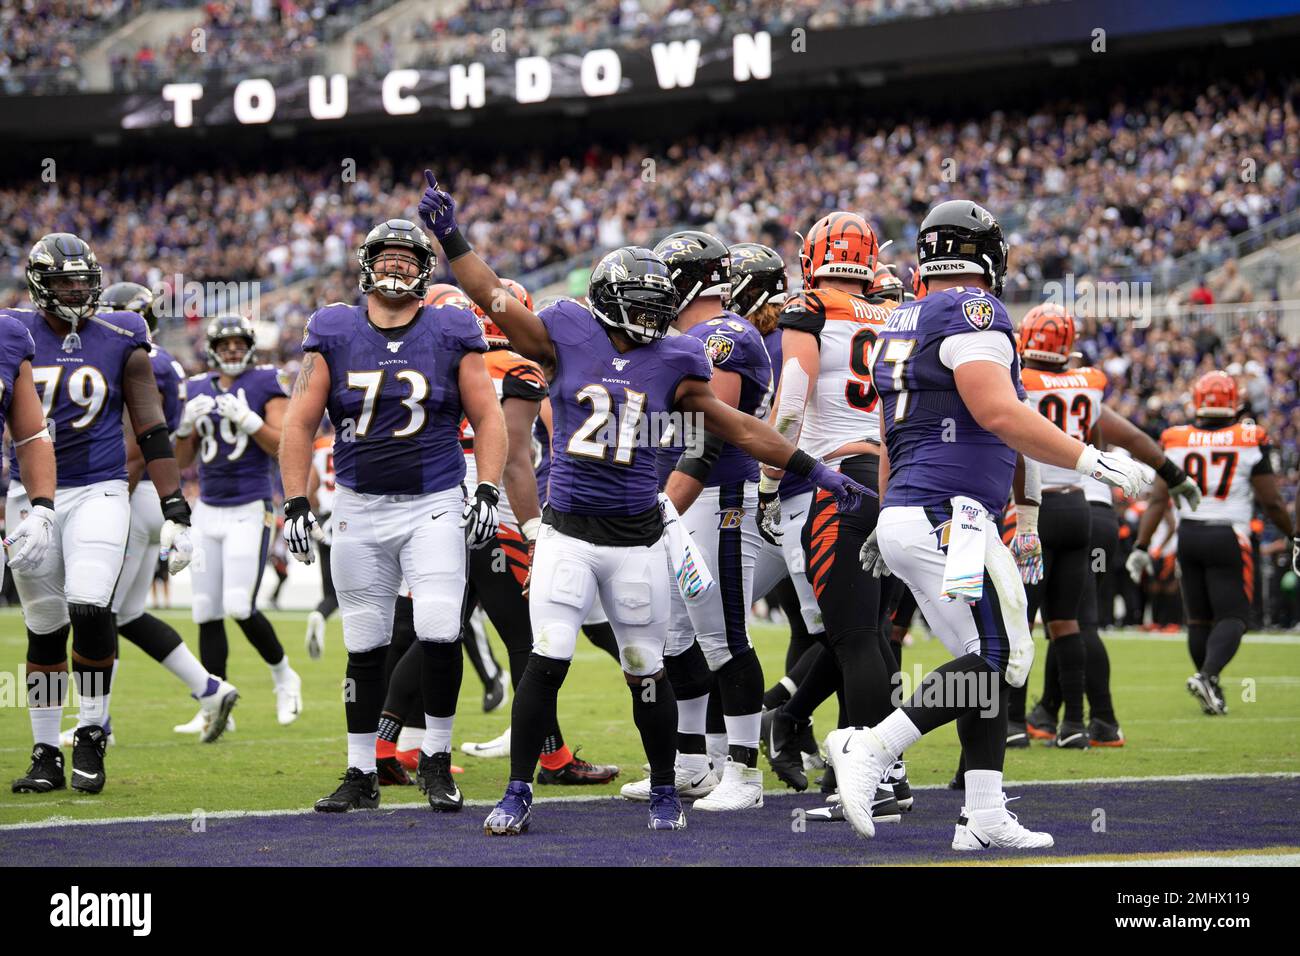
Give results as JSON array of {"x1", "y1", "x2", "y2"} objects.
[
  {"x1": 763, "y1": 327, "x2": 813, "y2": 498},
  {"x1": 542, "y1": 300, "x2": 711, "y2": 517},
  {"x1": 871, "y1": 287, "x2": 1025, "y2": 515},
  {"x1": 534, "y1": 415, "x2": 553, "y2": 508},
  {"x1": 188, "y1": 365, "x2": 288, "y2": 506},
  {"x1": 151, "y1": 344, "x2": 186, "y2": 435},
  {"x1": 0, "y1": 315, "x2": 36, "y2": 442},
  {"x1": 4, "y1": 308, "x2": 149, "y2": 487},
  {"x1": 303, "y1": 303, "x2": 487, "y2": 496},
  {"x1": 688, "y1": 312, "x2": 771, "y2": 486}
]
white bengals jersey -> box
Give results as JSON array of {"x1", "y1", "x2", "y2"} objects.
[
  {"x1": 777, "y1": 286, "x2": 892, "y2": 461},
  {"x1": 459, "y1": 348, "x2": 549, "y2": 527},
  {"x1": 1160, "y1": 420, "x2": 1274, "y2": 536},
  {"x1": 1021, "y1": 365, "x2": 1107, "y2": 489},
  {"x1": 312, "y1": 435, "x2": 336, "y2": 515}
]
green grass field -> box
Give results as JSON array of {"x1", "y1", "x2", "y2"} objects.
[{"x1": 1, "y1": 607, "x2": 1297, "y2": 826}]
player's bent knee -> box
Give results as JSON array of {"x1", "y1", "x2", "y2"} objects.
[
  {"x1": 412, "y1": 598, "x2": 462, "y2": 643},
  {"x1": 27, "y1": 628, "x2": 69, "y2": 665},
  {"x1": 224, "y1": 589, "x2": 256, "y2": 622},
  {"x1": 619, "y1": 642, "x2": 664, "y2": 678},
  {"x1": 23, "y1": 596, "x2": 71, "y2": 636},
  {"x1": 531, "y1": 621, "x2": 578, "y2": 661},
  {"x1": 339, "y1": 601, "x2": 392, "y2": 655},
  {"x1": 701, "y1": 642, "x2": 737, "y2": 672},
  {"x1": 69, "y1": 604, "x2": 116, "y2": 660}
]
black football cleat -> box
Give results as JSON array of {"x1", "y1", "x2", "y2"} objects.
[
  {"x1": 315, "y1": 768, "x2": 380, "y2": 812},
  {"x1": 535, "y1": 748, "x2": 620, "y2": 785},
  {"x1": 70, "y1": 726, "x2": 107, "y2": 794},
  {"x1": 1088, "y1": 718, "x2": 1125, "y2": 747},
  {"x1": 887, "y1": 762, "x2": 913, "y2": 811},
  {"x1": 1026, "y1": 703, "x2": 1058, "y2": 741},
  {"x1": 1187, "y1": 673, "x2": 1227, "y2": 715},
  {"x1": 417, "y1": 751, "x2": 464, "y2": 812},
  {"x1": 376, "y1": 755, "x2": 413, "y2": 786},
  {"x1": 1006, "y1": 720, "x2": 1030, "y2": 748},
  {"x1": 765, "y1": 706, "x2": 809, "y2": 791},
  {"x1": 482, "y1": 670, "x2": 508, "y2": 714},
  {"x1": 1054, "y1": 719, "x2": 1089, "y2": 749},
  {"x1": 12, "y1": 743, "x2": 66, "y2": 794}
]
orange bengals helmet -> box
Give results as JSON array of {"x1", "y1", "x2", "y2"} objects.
[
  {"x1": 866, "y1": 264, "x2": 904, "y2": 304},
  {"x1": 1017, "y1": 303, "x2": 1075, "y2": 365},
  {"x1": 471, "y1": 277, "x2": 532, "y2": 348},
  {"x1": 1192, "y1": 370, "x2": 1238, "y2": 418},
  {"x1": 424, "y1": 283, "x2": 473, "y2": 309},
  {"x1": 799, "y1": 212, "x2": 879, "y2": 288}
]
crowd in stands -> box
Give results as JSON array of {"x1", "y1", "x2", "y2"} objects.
[{"x1": 0, "y1": 0, "x2": 148, "y2": 94}]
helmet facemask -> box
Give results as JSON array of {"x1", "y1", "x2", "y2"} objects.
[
  {"x1": 208, "y1": 332, "x2": 256, "y2": 377},
  {"x1": 593, "y1": 278, "x2": 679, "y2": 345},
  {"x1": 360, "y1": 242, "x2": 434, "y2": 302}
]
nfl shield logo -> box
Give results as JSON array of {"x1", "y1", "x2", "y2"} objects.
[
  {"x1": 962, "y1": 298, "x2": 995, "y2": 331},
  {"x1": 612, "y1": 357, "x2": 630, "y2": 371}
]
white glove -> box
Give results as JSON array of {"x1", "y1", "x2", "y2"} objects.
[
  {"x1": 1125, "y1": 546, "x2": 1153, "y2": 584},
  {"x1": 4, "y1": 505, "x2": 57, "y2": 574},
  {"x1": 1168, "y1": 476, "x2": 1203, "y2": 512},
  {"x1": 177, "y1": 393, "x2": 215, "y2": 438},
  {"x1": 1076, "y1": 444, "x2": 1149, "y2": 499},
  {"x1": 859, "y1": 527, "x2": 891, "y2": 578},
  {"x1": 283, "y1": 497, "x2": 318, "y2": 564},
  {"x1": 216, "y1": 392, "x2": 264, "y2": 435},
  {"x1": 1292, "y1": 537, "x2": 1299, "y2": 577},
  {"x1": 461, "y1": 482, "x2": 500, "y2": 550},
  {"x1": 159, "y1": 520, "x2": 194, "y2": 574}
]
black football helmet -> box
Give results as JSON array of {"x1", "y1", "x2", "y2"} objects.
[
  {"x1": 100, "y1": 281, "x2": 159, "y2": 332},
  {"x1": 206, "y1": 315, "x2": 257, "y2": 377},
  {"x1": 652, "y1": 230, "x2": 730, "y2": 312},
  {"x1": 915, "y1": 200, "x2": 1008, "y2": 297},
  {"x1": 726, "y1": 242, "x2": 787, "y2": 317},
  {"x1": 26, "y1": 233, "x2": 102, "y2": 326},
  {"x1": 357, "y1": 219, "x2": 436, "y2": 301},
  {"x1": 588, "y1": 246, "x2": 679, "y2": 345}
]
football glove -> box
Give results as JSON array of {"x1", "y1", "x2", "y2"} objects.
[
  {"x1": 1125, "y1": 544, "x2": 1154, "y2": 584},
  {"x1": 417, "y1": 170, "x2": 459, "y2": 239},
  {"x1": 177, "y1": 393, "x2": 215, "y2": 439},
  {"x1": 159, "y1": 491, "x2": 194, "y2": 574},
  {"x1": 756, "y1": 486, "x2": 782, "y2": 546},
  {"x1": 859, "y1": 527, "x2": 891, "y2": 578},
  {"x1": 4, "y1": 504, "x2": 56, "y2": 574},
  {"x1": 1009, "y1": 503, "x2": 1043, "y2": 585},
  {"x1": 1292, "y1": 536, "x2": 1299, "y2": 577},
  {"x1": 1076, "y1": 445, "x2": 1149, "y2": 499},
  {"x1": 216, "y1": 391, "x2": 264, "y2": 435},
  {"x1": 808, "y1": 460, "x2": 872, "y2": 514},
  {"x1": 1157, "y1": 459, "x2": 1202, "y2": 511},
  {"x1": 283, "y1": 496, "x2": 319, "y2": 565},
  {"x1": 460, "y1": 482, "x2": 500, "y2": 550},
  {"x1": 520, "y1": 517, "x2": 540, "y2": 598}
]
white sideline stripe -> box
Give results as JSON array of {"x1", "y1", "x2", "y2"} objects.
[
  {"x1": 2, "y1": 771, "x2": 1297, "y2": 832},
  {"x1": 1052, "y1": 851, "x2": 1300, "y2": 867},
  {"x1": 1102, "y1": 631, "x2": 1300, "y2": 646}
]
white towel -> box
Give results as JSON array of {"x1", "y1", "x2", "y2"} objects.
[
  {"x1": 659, "y1": 494, "x2": 716, "y2": 601},
  {"x1": 941, "y1": 496, "x2": 987, "y2": 604}
]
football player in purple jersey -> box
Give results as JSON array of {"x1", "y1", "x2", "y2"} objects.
[
  {"x1": 279, "y1": 218, "x2": 507, "y2": 814},
  {"x1": 174, "y1": 315, "x2": 299, "y2": 732},
  {"x1": 418, "y1": 171, "x2": 867, "y2": 834},
  {"x1": 53, "y1": 283, "x2": 236, "y2": 749},
  {"x1": 7, "y1": 233, "x2": 193, "y2": 797},
  {"x1": 833, "y1": 200, "x2": 1148, "y2": 849}
]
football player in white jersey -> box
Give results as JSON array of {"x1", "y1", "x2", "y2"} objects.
[{"x1": 1130, "y1": 371, "x2": 1294, "y2": 715}]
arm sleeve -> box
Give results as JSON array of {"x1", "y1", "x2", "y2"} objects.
[
  {"x1": 1251, "y1": 442, "x2": 1275, "y2": 477},
  {"x1": 939, "y1": 331, "x2": 1014, "y2": 370}
]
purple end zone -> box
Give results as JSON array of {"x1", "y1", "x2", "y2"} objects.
[{"x1": 2, "y1": 777, "x2": 1296, "y2": 866}]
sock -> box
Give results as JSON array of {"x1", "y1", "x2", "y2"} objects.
[
  {"x1": 419, "y1": 640, "x2": 463, "y2": 732},
  {"x1": 1081, "y1": 627, "x2": 1115, "y2": 724},
  {"x1": 1187, "y1": 621, "x2": 1211, "y2": 671},
  {"x1": 348, "y1": 732, "x2": 378, "y2": 773},
  {"x1": 785, "y1": 642, "x2": 840, "y2": 721},
  {"x1": 397, "y1": 726, "x2": 423, "y2": 752},
  {"x1": 421, "y1": 714, "x2": 454, "y2": 756},
  {"x1": 1053, "y1": 631, "x2": 1086, "y2": 723},
  {"x1": 900, "y1": 653, "x2": 997, "y2": 733},
  {"x1": 873, "y1": 708, "x2": 922, "y2": 758},
  {"x1": 763, "y1": 675, "x2": 797, "y2": 710},
  {"x1": 71, "y1": 604, "x2": 115, "y2": 729},
  {"x1": 964, "y1": 769, "x2": 1004, "y2": 811},
  {"x1": 956, "y1": 679, "x2": 1010, "y2": 772},
  {"x1": 723, "y1": 713, "x2": 759, "y2": 759},
  {"x1": 675, "y1": 693, "x2": 708, "y2": 756},
  {"x1": 344, "y1": 646, "x2": 387, "y2": 738},
  {"x1": 538, "y1": 742, "x2": 573, "y2": 772},
  {"x1": 1040, "y1": 638, "x2": 1061, "y2": 716},
  {"x1": 1202, "y1": 617, "x2": 1246, "y2": 678},
  {"x1": 664, "y1": 644, "x2": 711, "y2": 758},
  {"x1": 159, "y1": 643, "x2": 213, "y2": 697},
  {"x1": 1007, "y1": 681, "x2": 1027, "y2": 724},
  {"x1": 118, "y1": 613, "x2": 182, "y2": 662},
  {"x1": 629, "y1": 673, "x2": 678, "y2": 788},
  {"x1": 198, "y1": 620, "x2": 229, "y2": 678},
  {"x1": 235, "y1": 611, "x2": 286, "y2": 667},
  {"x1": 508, "y1": 654, "x2": 571, "y2": 783},
  {"x1": 716, "y1": 649, "x2": 763, "y2": 758},
  {"x1": 377, "y1": 714, "x2": 401, "y2": 746},
  {"x1": 581, "y1": 621, "x2": 620, "y2": 662}
]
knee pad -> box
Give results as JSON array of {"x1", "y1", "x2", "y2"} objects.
[
  {"x1": 532, "y1": 621, "x2": 578, "y2": 662},
  {"x1": 412, "y1": 595, "x2": 463, "y2": 644},
  {"x1": 69, "y1": 604, "x2": 116, "y2": 661},
  {"x1": 619, "y1": 638, "x2": 664, "y2": 678},
  {"x1": 340, "y1": 595, "x2": 392, "y2": 654},
  {"x1": 224, "y1": 587, "x2": 256, "y2": 622},
  {"x1": 191, "y1": 593, "x2": 220, "y2": 625},
  {"x1": 27, "y1": 625, "x2": 70, "y2": 665},
  {"x1": 23, "y1": 594, "x2": 70, "y2": 636}
]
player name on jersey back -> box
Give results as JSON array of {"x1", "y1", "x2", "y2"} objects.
[
  {"x1": 1021, "y1": 365, "x2": 1106, "y2": 490},
  {"x1": 1161, "y1": 421, "x2": 1271, "y2": 534}
]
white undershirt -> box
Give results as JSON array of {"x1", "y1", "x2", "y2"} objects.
[{"x1": 939, "y1": 330, "x2": 1014, "y2": 369}]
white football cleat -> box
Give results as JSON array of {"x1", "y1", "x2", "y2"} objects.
[
  {"x1": 825, "y1": 727, "x2": 892, "y2": 839},
  {"x1": 173, "y1": 709, "x2": 206, "y2": 735},
  {"x1": 198, "y1": 679, "x2": 239, "y2": 743},
  {"x1": 691, "y1": 761, "x2": 764, "y2": 811},
  {"x1": 305, "y1": 611, "x2": 326, "y2": 660},
  {"x1": 461, "y1": 726, "x2": 511, "y2": 759},
  {"x1": 621, "y1": 764, "x2": 719, "y2": 801},
  {"x1": 275, "y1": 668, "x2": 303, "y2": 726},
  {"x1": 952, "y1": 795, "x2": 1055, "y2": 851}
]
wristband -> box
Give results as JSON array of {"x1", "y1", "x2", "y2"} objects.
[
  {"x1": 784, "y1": 448, "x2": 818, "y2": 478},
  {"x1": 30, "y1": 497, "x2": 54, "y2": 511},
  {"x1": 160, "y1": 490, "x2": 191, "y2": 525},
  {"x1": 440, "y1": 228, "x2": 472, "y2": 261},
  {"x1": 1015, "y1": 503, "x2": 1039, "y2": 534},
  {"x1": 1134, "y1": 542, "x2": 1149, "y2": 553},
  {"x1": 1155, "y1": 458, "x2": 1186, "y2": 486},
  {"x1": 758, "y1": 473, "x2": 780, "y2": 495}
]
